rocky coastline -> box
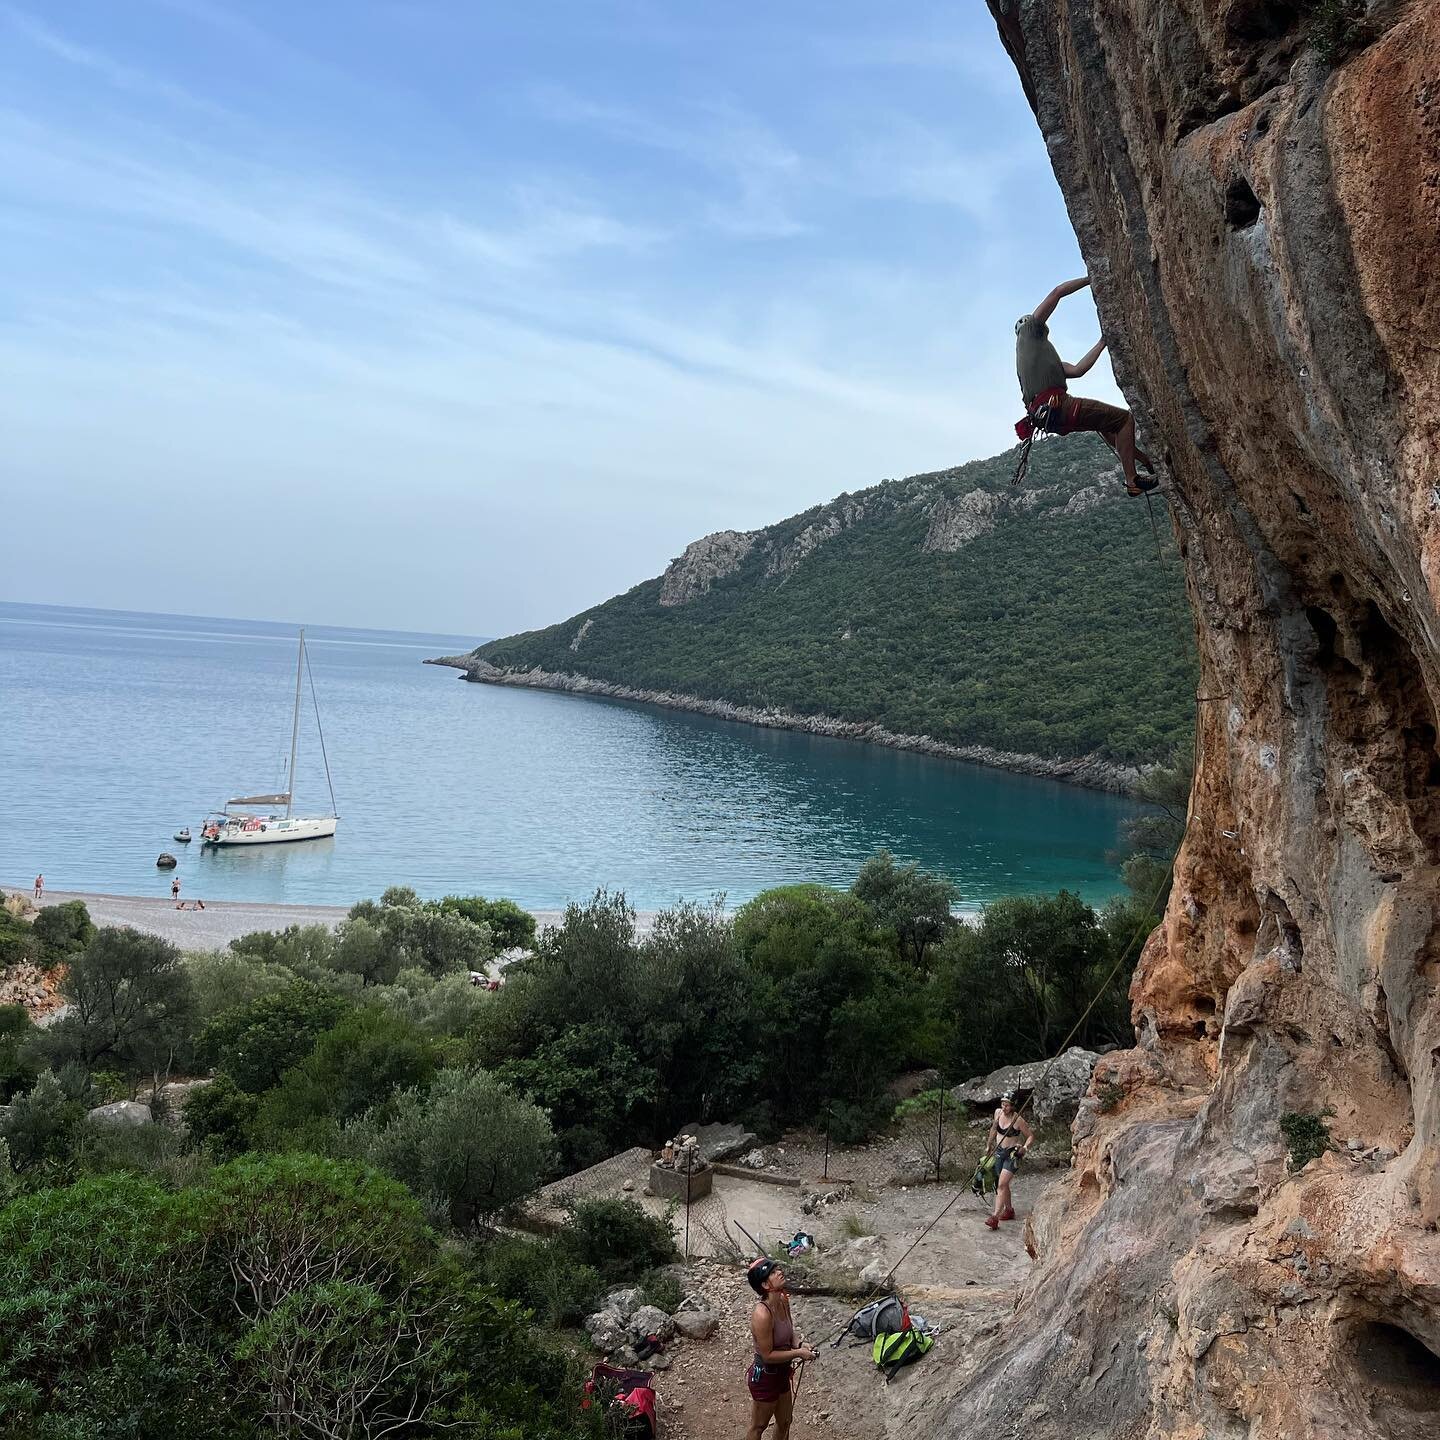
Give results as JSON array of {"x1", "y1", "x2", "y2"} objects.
[{"x1": 425, "y1": 655, "x2": 1145, "y2": 794}]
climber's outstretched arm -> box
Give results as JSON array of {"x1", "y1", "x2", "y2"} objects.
[
  {"x1": 1063, "y1": 337, "x2": 1107, "y2": 379},
  {"x1": 1031, "y1": 275, "x2": 1090, "y2": 324}
]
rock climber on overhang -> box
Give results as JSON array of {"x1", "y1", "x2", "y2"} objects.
[{"x1": 1012, "y1": 275, "x2": 1158, "y2": 496}]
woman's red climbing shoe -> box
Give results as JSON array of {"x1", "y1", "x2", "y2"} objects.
[
  {"x1": 1000, "y1": 1207, "x2": 1016, "y2": 1222},
  {"x1": 985, "y1": 1215, "x2": 1000, "y2": 1230},
  {"x1": 1125, "y1": 475, "x2": 1160, "y2": 496}
]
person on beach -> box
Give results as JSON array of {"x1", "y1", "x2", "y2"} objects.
[
  {"x1": 1013, "y1": 275, "x2": 1159, "y2": 496},
  {"x1": 984, "y1": 1089, "x2": 1034, "y2": 1229},
  {"x1": 34, "y1": 874, "x2": 43, "y2": 900},
  {"x1": 745, "y1": 1258, "x2": 817, "y2": 1440},
  {"x1": 171, "y1": 876, "x2": 181, "y2": 906}
]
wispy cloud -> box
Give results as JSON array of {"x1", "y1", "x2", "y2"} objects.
[
  {"x1": 2, "y1": 4, "x2": 234, "y2": 118},
  {"x1": 530, "y1": 86, "x2": 809, "y2": 239}
]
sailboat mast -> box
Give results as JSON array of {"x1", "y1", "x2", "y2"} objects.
[{"x1": 286, "y1": 629, "x2": 304, "y2": 819}]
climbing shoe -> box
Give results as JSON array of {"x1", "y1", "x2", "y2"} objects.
[
  {"x1": 984, "y1": 1216, "x2": 999, "y2": 1230},
  {"x1": 1125, "y1": 476, "x2": 1159, "y2": 496},
  {"x1": 1000, "y1": 1207, "x2": 1016, "y2": 1222}
]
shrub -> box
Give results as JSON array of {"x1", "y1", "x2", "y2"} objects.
[
  {"x1": 0, "y1": 1004, "x2": 39, "y2": 1103},
  {"x1": 557, "y1": 1196, "x2": 677, "y2": 1286},
  {"x1": 639, "y1": 1266, "x2": 684, "y2": 1314},
  {"x1": 182, "y1": 1074, "x2": 260, "y2": 1159},
  {"x1": 475, "y1": 1233, "x2": 603, "y2": 1327},
  {"x1": 184, "y1": 950, "x2": 298, "y2": 1027},
  {"x1": 250, "y1": 1006, "x2": 436, "y2": 1145},
  {"x1": 197, "y1": 981, "x2": 347, "y2": 1093},
  {"x1": 345, "y1": 1068, "x2": 553, "y2": 1229},
  {"x1": 1280, "y1": 1110, "x2": 1332, "y2": 1170},
  {"x1": 32, "y1": 900, "x2": 95, "y2": 966},
  {"x1": 0, "y1": 1070, "x2": 87, "y2": 1174},
  {"x1": 438, "y1": 895, "x2": 537, "y2": 951}
]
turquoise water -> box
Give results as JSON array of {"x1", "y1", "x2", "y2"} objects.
[{"x1": 0, "y1": 602, "x2": 1141, "y2": 911}]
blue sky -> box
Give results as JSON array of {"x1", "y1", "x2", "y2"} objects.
[{"x1": 0, "y1": 0, "x2": 1122, "y2": 635}]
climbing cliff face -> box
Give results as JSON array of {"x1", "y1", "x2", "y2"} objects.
[{"x1": 940, "y1": 3, "x2": 1440, "y2": 1437}]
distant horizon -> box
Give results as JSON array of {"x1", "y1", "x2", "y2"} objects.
[{"x1": 0, "y1": 596, "x2": 490, "y2": 649}]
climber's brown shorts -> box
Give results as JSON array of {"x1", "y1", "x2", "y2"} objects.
[{"x1": 1064, "y1": 396, "x2": 1129, "y2": 438}]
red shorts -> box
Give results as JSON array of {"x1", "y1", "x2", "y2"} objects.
[{"x1": 746, "y1": 1358, "x2": 791, "y2": 1402}]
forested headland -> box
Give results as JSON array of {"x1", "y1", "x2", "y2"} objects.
[{"x1": 457, "y1": 437, "x2": 1196, "y2": 775}]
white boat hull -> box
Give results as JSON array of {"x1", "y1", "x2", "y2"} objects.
[{"x1": 205, "y1": 815, "x2": 338, "y2": 846}]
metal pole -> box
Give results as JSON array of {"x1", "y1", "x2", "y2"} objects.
[
  {"x1": 285, "y1": 629, "x2": 304, "y2": 819},
  {"x1": 684, "y1": 1152, "x2": 692, "y2": 1261},
  {"x1": 823, "y1": 1108, "x2": 831, "y2": 1181},
  {"x1": 935, "y1": 1084, "x2": 945, "y2": 1184}
]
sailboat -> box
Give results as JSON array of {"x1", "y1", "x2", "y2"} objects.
[{"x1": 200, "y1": 628, "x2": 339, "y2": 847}]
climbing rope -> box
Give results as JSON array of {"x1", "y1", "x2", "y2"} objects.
[{"x1": 819, "y1": 678, "x2": 1204, "y2": 1344}]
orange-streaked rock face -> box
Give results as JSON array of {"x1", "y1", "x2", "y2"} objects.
[{"x1": 930, "y1": 3, "x2": 1440, "y2": 1436}]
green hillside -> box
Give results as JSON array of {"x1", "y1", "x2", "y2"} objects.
[{"x1": 471, "y1": 437, "x2": 1196, "y2": 766}]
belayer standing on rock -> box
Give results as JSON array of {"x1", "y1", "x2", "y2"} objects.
[
  {"x1": 745, "y1": 1258, "x2": 817, "y2": 1440},
  {"x1": 1013, "y1": 276, "x2": 1158, "y2": 496},
  {"x1": 983, "y1": 1089, "x2": 1034, "y2": 1230}
]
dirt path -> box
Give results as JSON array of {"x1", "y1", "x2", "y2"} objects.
[{"x1": 652, "y1": 1174, "x2": 1054, "y2": 1438}]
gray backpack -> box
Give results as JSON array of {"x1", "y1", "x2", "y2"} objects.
[{"x1": 834, "y1": 1296, "x2": 909, "y2": 1345}]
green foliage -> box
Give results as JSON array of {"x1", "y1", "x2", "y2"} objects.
[
  {"x1": 251, "y1": 1006, "x2": 436, "y2": 1147},
  {"x1": 346, "y1": 888, "x2": 495, "y2": 979},
  {"x1": 438, "y1": 894, "x2": 537, "y2": 951},
  {"x1": 173, "y1": 1074, "x2": 257, "y2": 1161},
  {"x1": 1303, "y1": 0, "x2": 1368, "y2": 63},
  {"x1": 31, "y1": 901, "x2": 95, "y2": 967},
  {"x1": 183, "y1": 950, "x2": 296, "y2": 1029},
  {"x1": 474, "y1": 1234, "x2": 603, "y2": 1328},
  {"x1": 735, "y1": 885, "x2": 918, "y2": 1120},
  {"x1": 851, "y1": 850, "x2": 958, "y2": 971},
  {"x1": 0, "y1": 1004, "x2": 39, "y2": 1103},
  {"x1": 0, "y1": 1070, "x2": 87, "y2": 1174},
  {"x1": 40, "y1": 928, "x2": 196, "y2": 1081},
  {"x1": 0, "y1": 906, "x2": 38, "y2": 968},
  {"x1": 0, "y1": 1157, "x2": 592, "y2": 1438},
  {"x1": 558, "y1": 1196, "x2": 678, "y2": 1287},
  {"x1": 928, "y1": 890, "x2": 1135, "y2": 1077},
  {"x1": 1280, "y1": 1110, "x2": 1333, "y2": 1170},
  {"x1": 496, "y1": 1023, "x2": 659, "y2": 1172},
  {"x1": 197, "y1": 980, "x2": 347, "y2": 1093},
  {"x1": 345, "y1": 1067, "x2": 554, "y2": 1229},
  {"x1": 639, "y1": 1267, "x2": 684, "y2": 1314},
  {"x1": 1118, "y1": 741, "x2": 1192, "y2": 906},
  {"x1": 473, "y1": 438, "x2": 1194, "y2": 764}
]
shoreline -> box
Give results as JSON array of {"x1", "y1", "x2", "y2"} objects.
[
  {"x1": 4, "y1": 887, "x2": 658, "y2": 951},
  {"x1": 427, "y1": 656, "x2": 1145, "y2": 795}
]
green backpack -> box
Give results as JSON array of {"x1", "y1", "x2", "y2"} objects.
[{"x1": 872, "y1": 1326, "x2": 934, "y2": 1380}]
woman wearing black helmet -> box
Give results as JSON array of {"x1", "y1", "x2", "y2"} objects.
[
  {"x1": 984, "y1": 1089, "x2": 1034, "y2": 1230},
  {"x1": 744, "y1": 1257, "x2": 817, "y2": 1439}
]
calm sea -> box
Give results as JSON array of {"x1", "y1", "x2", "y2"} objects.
[{"x1": 0, "y1": 602, "x2": 1141, "y2": 912}]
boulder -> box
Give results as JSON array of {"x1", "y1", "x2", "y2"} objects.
[
  {"x1": 583, "y1": 1308, "x2": 628, "y2": 1355},
  {"x1": 156, "y1": 853, "x2": 177, "y2": 869},
  {"x1": 672, "y1": 1308, "x2": 718, "y2": 1340},
  {"x1": 628, "y1": 1305, "x2": 674, "y2": 1342},
  {"x1": 675, "y1": 1119, "x2": 758, "y2": 1164},
  {"x1": 603, "y1": 1286, "x2": 646, "y2": 1320},
  {"x1": 859, "y1": 1257, "x2": 891, "y2": 1288},
  {"x1": 1032, "y1": 1048, "x2": 1101, "y2": 1126},
  {"x1": 950, "y1": 1058, "x2": 1049, "y2": 1111},
  {"x1": 86, "y1": 1100, "x2": 153, "y2": 1128}
]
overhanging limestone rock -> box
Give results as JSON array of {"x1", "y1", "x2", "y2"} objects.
[{"x1": 927, "y1": 4, "x2": 1440, "y2": 1437}]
